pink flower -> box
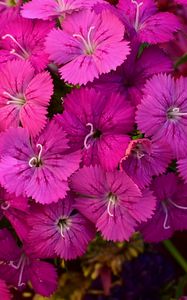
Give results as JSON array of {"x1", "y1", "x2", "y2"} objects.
[
  {"x1": 140, "y1": 173, "x2": 187, "y2": 242},
  {"x1": 136, "y1": 74, "x2": 187, "y2": 159},
  {"x1": 27, "y1": 194, "x2": 95, "y2": 260},
  {"x1": 71, "y1": 166, "x2": 156, "y2": 242},
  {"x1": 120, "y1": 138, "x2": 172, "y2": 189},
  {"x1": 45, "y1": 9, "x2": 130, "y2": 85},
  {"x1": 55, "y1": 88, "x2": 134, "y2": 170},
  {"x1": 0, "y1": 121, "x2": 81, "y2": 204},
  {"x1": 0, "y1": 16, "x2": 54, "y2": 72},
  {"x1": 117, "y1": 0, "x2": 180, "y2": 43},
  {"x1": 21, "y1": 0, "x2": 105, "y2": 21},
  {"x1": 0, "y1": 59, "x2": 53, "y2": 137}
]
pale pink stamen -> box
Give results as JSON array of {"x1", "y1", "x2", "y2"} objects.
[
  {"x1": 162, "y1": 202, "x2": 170, "y2": 230},
  {"x1": 73, "y1": 26, "x2": 95, "y2": 54},
  {"x1": 84, "y1": 123, "x2": 94, "y2": 149},
  {"x1": 9, "y1": 254, "x2": 27, "y2": 287},
  {"x1": 29, "y1": 144, "x2": 43, "y2": 167},
  {"x1": 1, "y1": 201, "x2": 10, "y2": 210},
  {"x1": 2, "y1": 34, "x2": 29, "y2": 59},
  {"x1": 131, "y1": 0, "x2": 143, "y2": 31},
  {"x1": 3, "y1": 91, "x2": 25, "y2": 105}
]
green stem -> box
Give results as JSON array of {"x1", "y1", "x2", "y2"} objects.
[{"x1": 163, "y1": 240, "x2": 187, "y2": 273}]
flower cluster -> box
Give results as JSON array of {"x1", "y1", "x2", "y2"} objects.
[{"x1": 0, "y1": 0, "x2": 187, "y2": 298}]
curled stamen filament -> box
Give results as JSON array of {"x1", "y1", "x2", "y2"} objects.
[
  {"x1": 10, "y1": 49, "x2": 25, "y2": 60},
  {"x1": 0, "y1": 1, "x2": 7, "y2": 6},
  {"x1": 84, "y1": 123, "x2": 94, "y2": 149},
  {"x1": 73, "y1": 26, "x2": 95, "y2": 53},
  {"x1": 2, "y1": 34, "x2": 28, "y2": 57},
  {"x1": 162, "y1": 202, "x2": 170, "y2": 230},
  {"x1": 131, "y1": 0, "x2": 143, "y2": 31},
  {"x1": 29, "y1": 144, "x2": 43, "y2": 167},
  {"x1": 1, "y1": 201, "x2": 10, "y2": 210},
  {"x1": 4, "y1": 91, "x2": 25, "y2": 105},
  {"x1": 107, "y1": 200, "x2": 114, "y2": 217},
  {"x1": 60, "y1": 223, "x2": 65, "y2": 238},
  {"x1": 169, "y1": 108, "x2": 187, "y2": 117},
  {"x1": 169, "y1": 199, "x2": 187, "y2": 210},
  {"x1": 9, "y1": 254, "x2": 27, "y2": 287}
]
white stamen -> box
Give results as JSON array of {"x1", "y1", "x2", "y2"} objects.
[
  {"x1": 107, "y1": 194, "x2": 116, "y2": 217},
  {"x1": 10, "y1": 49, "x2": 25, "y2": 60},
  {"x1": 136, "y1": 152, "x2": 145, "y2": 159},
  {"x1": 168, "y1": 107, "x2": 187, "y2": 117},
  {"x1": 29, "y1": 144, "x2": 43, "y2": 167},
  {"x1": 131, "y1": 0, "x2": 143, "y2": 31},
  {"x1": 0, "y1": 1, "x2": 7, "y2": 6},
  {"x1": 1, "y1": 201, "x2": 10, "y2": 210},
  {"x1": 84, "y1": 123, "x2": 94, "y2": 149},
  {"x1": 4, "y1": 91, "x2": 25, "y2": 105},
  {"x1": 169, "y1": 199, "x2": 187, "y2": 210},
  {"x1": 2, "y1": 34, "x2": 28, "y2": 57},
  {"x1": 9, "y1": 255, "x2": 26, "y2": 287},
  {"x1": 60, "y1": 223, "x2": 65, "y2": 238},
  {"x1": 73, "y1": 26, "x2": 95, "y2": 54},
  {"x1": 162, "y1": 202, "x2": 170, "y2": 230}
]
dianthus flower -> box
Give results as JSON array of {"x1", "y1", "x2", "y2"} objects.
[
  {"x1": 117, "y1": 0, "x2": 180, "y2": 43},
  {"x1": 0, "y1": 16, "x2": 54, "y2": 72},
  {"x1": 0, "y1": 121, "x2": 81, "y2": 204},
  {"x1": 0, "y1": 229, "x2": 57, "y2": 296},
  {"x1": 21, "y1": 0, "x2": 104, "y2": 21},
  {"x1": 27, "y1": 194, "x2": 95, "y2": 260},
  {"x1": 140, "y1": 173, "x2": 187, "y2": 242},
  {"x1": 136, "y1": 74, "x2": 187, "y2": 159},
  {"x1": 0, "y1": 59, "x2": 53, "y2": 136},
  {"x1": 90, "y1": 45, "x2": 172, "y2": 106},
  {"x1": 45, "y1": 9, "x2": 130, "y2": 85},
  {"x1": 71, "y1": 166, "x2": 156, "y2": 242},
  {"x1": 120, "y1": 138, "x2": 172, "y2": 189},
  {"x1": 55, "y1": 88, "x2": 134, "y2": 170}
]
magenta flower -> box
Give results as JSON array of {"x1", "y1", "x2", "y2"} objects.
[
  {"x1": 27, "y1": 194, "x2": 95, "y2": 260},
  {"x1": 177, "y1": 158, "x2": 187, "y2": 183},
  {"x1": 117, "y1": 0, "x2": 180, "y2": 44},
  {"x1": 120, "y1": 138, "x2": 172, "y2": 189},
  {"x1": 0, "y1": 229, "x2": 57, "y2": 296},
  {"x1": 0, "y1": 279, "x2": 11, "y2": 300},
  {"x1": 21, "y1": 0, "x2": 105, "y2": 21},
  {"x1": 136, "y1": 74, "x2": 187, "y2": 159},
  {"x1": 55, "y1": 88, "x2": 134, "y2": 170},
  {"x1": 90, "y1": 45, "x2": 172, "y2": 106},
  {"x1": 140, "y1": 173, "x2": 187, "y2": 242},
  {"x1": 0, "y1": 121, "x2": 81, "y2": 204},
  {"x1": 0, "y1": 59, "x2": 53, "y2": 136},
  {"x1": 45, "y1": 9, "x2": 130, "y2": 85},
  {"x1": 71, "y1": 166, "x2": 156, "y2": 242},
  {"x1": 0, "y1": 16, "x2": 54, "y2": 72}
]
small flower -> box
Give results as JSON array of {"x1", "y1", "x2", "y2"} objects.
[
  {"x1": 55, "y1": 87, "x2": 134, "y2": 170},
  {"x1": 45, "y1": 9, "x2": 130, "y2": 85},
  {"x1": 0, "y1": 120, "x2": 81, "y2": 204},
  {"x1": 120, "y1": 138, "x2": 172, "y2": 188},
  {"x1": 71, "y1": 166, "x2": 156, "y2": 242},
  {"x1": 0, "y1": 59, "x2": 53, "y2": 136},
  {"x1": 0, "y1": 16, "x2": 54, "y2": 72},
  {"x1": 27, "y1": 194, "x2": 95, "y2": 260},
  {"x1": 136, "y1": 74, "x2": 187, "y2": 159},
  {"x1": 140, "y1": 173, "x2": 187, "y2": 242}
]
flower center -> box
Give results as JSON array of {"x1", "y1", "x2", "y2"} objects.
[
  {"x1": 29, "y1": 144, "x2": 43, "y2": 168},
  {"x1": 3, "y1": 91, "x2": 26, "y2": 106},
  {"x1": 73, "y1": 26, "x2": 95, "y2": 55},
  {"x1": 84, "y1": 123, "x2": 102, "y2": 149},
  {"x1": 162, "y1": 198, "x2": 187, "y2": 230},
  {"x1": 167, "y1": 107, "x2": 187, "y2": 120},
  {"x1": 107, "y1": 192, "x2": 117, "y2": 217},
  {"x1": 58, "y1": 217, "x2": 70, "y2": 238},
  {"x1": 2, "y1": 34, "x2": 29, "y2": 60},
  {"x1": 131, "y1": 0, "x2": 143, "y2": 31},
  {"x1": 9, "y1": 254, "x2": 28, "y2": 287}
]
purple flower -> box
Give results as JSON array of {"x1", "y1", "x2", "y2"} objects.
[
  {"x1": 117, "y1": 0, "x2": 180, "y2": 43},
  {"x1": 140, "y1": 173, "x2": 187, "y2": 242},
  {"x1": 0, "y1": 120, "x2": 81, "y2": 204},
  {"x1": 0, "y1": 16, "x2": 54, "y2": 72},
  {"x1": 89, "y1": 45, "x2": 172, "y2": 106},
  {"x1": 136, "y1": 74, "x2": 187, "y2": 159},
  {"x1": 0, "y1": 59, "x2": 53, "y2": 136},
  {"x1": 26, "y1": 194, "x2": 95, "y2": 260},
  {"x1": 120, "y1": 138, "x2": 172, "y2": 189},
  {"x1": 21, "y1": 0, "x2": 105, "y2": 21},
  {"x1": 0, "y1": 279, "x2": 11, "y2": 300},
  {"x1": 55, "y1": 88, "x2": 134, "y2": 170},
  {"x1": 71, "y1": 166, "x2": 156, "y2": 242},
  {"x1": 0, "y1": 229, "x2": 57, "y2": 296},
  {"x1": 45, "y1": 9, "x2": 130, "y2": 85}
]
